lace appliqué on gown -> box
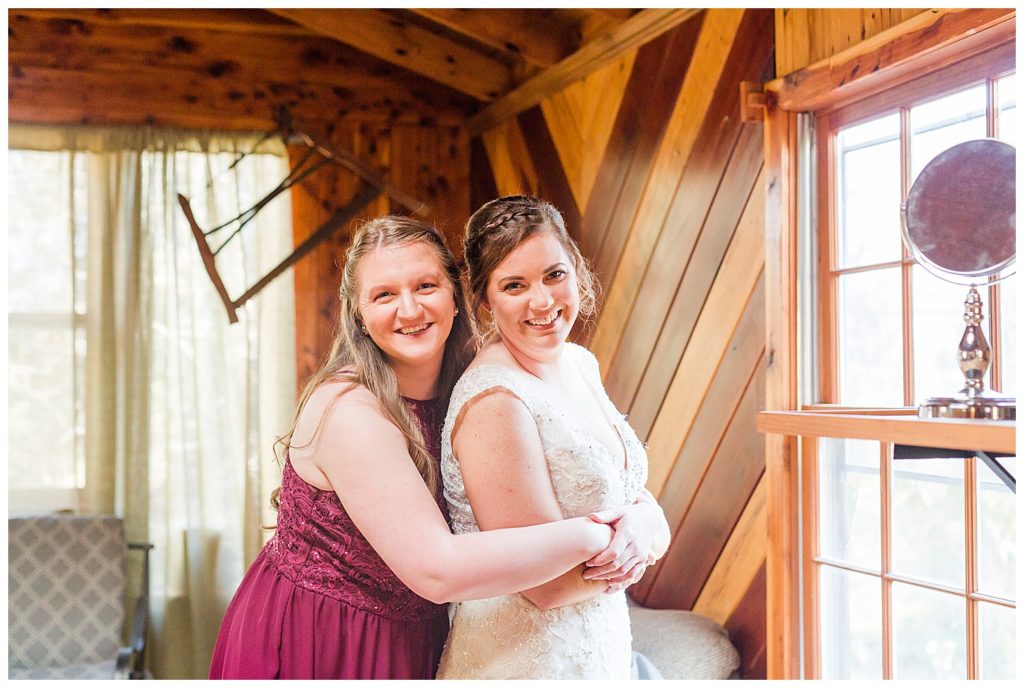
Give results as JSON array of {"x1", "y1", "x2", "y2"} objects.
[{"x1": 437, "y1": 344, "x2": 648, "y2": 679}]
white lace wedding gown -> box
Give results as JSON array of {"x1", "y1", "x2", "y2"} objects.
[{"x1": 436, "y1": 343, "x2": 648, "y2": 679}]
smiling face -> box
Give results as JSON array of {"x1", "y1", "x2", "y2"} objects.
[
  {"x1": 486, "y1": 230, "x2": 580, "y2": 363},
  {"x1": 356, "y1": 241, "x2": 456, "y2": 376}
]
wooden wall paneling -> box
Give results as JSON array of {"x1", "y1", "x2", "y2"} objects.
[
  {"x1": 574, "y1": 53, "x2": 638, "y2": 210},
  {"x1": 641, "y1": 354, "x2": 766, "y2": 611},
  {"x1": 773, "y1": 8, "x2": 933, "y2": 77},
  {"x1": 725, "y1": 562, "x2": 768, "y2": 679},
  {"x1": 433, "y1": 125, "x2": 471, "y2": 242},
  {"x1": 625, "y1": 140, "x2": 765, "y2": 438},
  {"x1": 588, "y1": 8, "x2": 747, "y2": 372},
  {"x1": 585, "y1": 15, "x2": 704, "y2": 272},
  {"x1": 693, "y1": 476, "x2": 767, "y2": 625},
  {"x1": 631, "y1": 279, "x2": 765, "y2": 604},
  {"x1": 292, "y1": 122, "x2": 422, "y2": 383},
  {"x1": 771, "y1": 9, "x2": 1015, "y2": 111},
  {"x1": 388, "y1": 124, "x2": 470, "y2": 245},
  {"x1": 599, "y1": 8, "x2": 773, "y2": 405},
  {"x1": 642, "y1": 180, "x2": 766, "y2": 495},
  {"x1": 598, "y1": 8, "x2": 770, "y2": 409},
  {"x1": 540, "y1": 51, "x2": 635, "y2": 212},
  {"x1": 469, "y1": 136, "x2": 499, "y2": 219},
  {"x1": 517, "y1": 105, "x2": 581, "y2": 241},
  {"x1": 480, "y1": 119, "x2": 538, "y2": 196}
]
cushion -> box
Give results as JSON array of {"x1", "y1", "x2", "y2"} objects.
[{"x1": 629, "y1": 606, "x2": 741, "y2": 680}]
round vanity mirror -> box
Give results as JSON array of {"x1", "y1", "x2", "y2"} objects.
[{"x1": 901, "y1": 138, "x2": 1016, "y2": 420}]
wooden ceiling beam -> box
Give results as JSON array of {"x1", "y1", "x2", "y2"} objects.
[
  {"x1": 468, "y1": 8, "x2": 702, "y2": 135},
  {"x1": 405, "y1": 9, "x2": 577, "y2": 68},
  {"x1": 7, "y1": 8, "x2": 313, "y2": 36},
  {"x1": 268, "y1": 8, "x2": 512, "y2": 101}
]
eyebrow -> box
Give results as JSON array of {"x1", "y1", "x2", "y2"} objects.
[
  {"x1": 496, "y1": 262, "x2": 568, "y2": 283},
  {"x1": 365, "y1": 272, "x2": 445, "y2": 294}
]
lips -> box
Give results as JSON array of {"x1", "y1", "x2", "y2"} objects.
[{"x1": 397, "y1": 322, "x2": 433, "y2": 335}]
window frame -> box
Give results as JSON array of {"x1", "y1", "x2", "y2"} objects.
[
  {"x1": 815, "y1": 41, "x2": 1016, "y2": 407},
  {"x1": 803, "y1": 44, "x2": 1017, "y2": 680}
]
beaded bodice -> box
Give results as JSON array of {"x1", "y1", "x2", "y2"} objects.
[
  {"x1": 265, "y1": 397, "x2": 447, "y2": 622},
  {"x1": 437, "y1": 343, "x2": 647, "y2": 679}
]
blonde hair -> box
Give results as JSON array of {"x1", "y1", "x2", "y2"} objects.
[
  {"x1": 463, "y1": 195, "x2": 599, "y2": 337},
  {"x1": 271, "y1": 216, "x2": 476, "y2": 509}
]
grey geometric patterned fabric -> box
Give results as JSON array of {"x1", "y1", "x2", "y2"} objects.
[
  {"x1": 8, "y1": 515, "x2": 126, "y2": 678},
  {"x1": 8, "y1": 659, "x2": 118, "y2": 680}
]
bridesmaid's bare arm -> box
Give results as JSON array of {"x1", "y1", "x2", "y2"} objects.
[{"x1": 289, "y1": 382, "x2": 612, "y2": 605}]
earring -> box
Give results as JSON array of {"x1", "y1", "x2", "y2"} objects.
[
  {"x1": 360, "y1": 324, "x2": 368, "y2": 334},
  {"x1": 454, "y1": 308, "x2": 460, "y2": 316}
]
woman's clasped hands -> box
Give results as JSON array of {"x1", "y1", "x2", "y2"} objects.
[{"x1": 582, "y1": 489, "x2": 669, "y2": 594}]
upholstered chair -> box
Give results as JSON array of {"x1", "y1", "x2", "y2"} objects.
[{"x1": 8, "y1": 514, "x2": 152, "y2": 679}]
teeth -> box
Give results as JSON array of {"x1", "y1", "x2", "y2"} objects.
[
  {"x1": 399, "y1": 324, "x2": 430, "y2": 335},
  {"x1": 526, "y1": 310, "x2": 559, "y2": 326}
]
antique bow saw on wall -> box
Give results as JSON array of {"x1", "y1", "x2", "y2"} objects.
[{"x1": 177, "y1": 106, "x2": 430, "y2": 324}]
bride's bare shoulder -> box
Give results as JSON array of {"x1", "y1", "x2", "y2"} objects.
[{"x1": 465, "y1": 340, "x2": 516, "y2": 372}]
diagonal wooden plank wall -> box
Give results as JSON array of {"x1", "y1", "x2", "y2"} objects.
[
  {"x1": 291, "y1": 121, "x2": 470, "y2": 383},
  {"x1": 470, "y1": 8, "x2": 775, "y2": 678}
]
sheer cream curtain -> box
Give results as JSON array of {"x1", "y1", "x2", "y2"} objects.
[{"x1": 9, "y1": 124, "x2": 296, "y2": 678}]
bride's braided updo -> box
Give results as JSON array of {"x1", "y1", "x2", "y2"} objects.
[{"x1": 464, "y1": 195, "x2": 599, "y2": 336}]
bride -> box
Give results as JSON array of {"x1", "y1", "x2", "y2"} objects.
[{"x1": 437, "y1": 196, "x2": 671, "y2": 679}]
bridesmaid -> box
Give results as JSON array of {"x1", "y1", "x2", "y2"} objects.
[{"x1": 208, "y1": 216, "x2": 640, "y2": 679}]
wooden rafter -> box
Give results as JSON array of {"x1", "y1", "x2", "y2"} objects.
[
  {"x1": 267, "y1": 8, "x2": 513, "y2": 101},
  {"x1": 467, "y1": 8, "x2": 702, "y2": 135},
  {"x1": 406, "y1": 8, "x2": 577, "y2": 69}
]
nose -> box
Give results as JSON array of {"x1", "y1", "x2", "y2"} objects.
[
  {"x1": 397, "y1": 290, "x2": 423, "y2": 320},
  {"x1": 528, "y1": 283, "x2": 554, "y2": 311}
]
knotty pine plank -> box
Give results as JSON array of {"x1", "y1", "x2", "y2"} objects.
[
  {"x1": 601, "y1": 8, "x2": 773, "y2": 410},
  {"x1": 583, "y1": 14, "x2": 704, "y2": 267},
  {"x1": 641, "y1": 360, "x2": 765, "y2": 611},
  {"x1": 588, "y1": 8, "x2": 747, "y2": 373},
  {"x1": 725, "y1": 562, "x2": 768, "y2": 679},
  {"x1": 648, "y1": 285, "x2": 765, "y2": 548},
  {"x1": 481, "y1": 119, "x2": 538, "y2": 197},
  {"x1": 540, "y1": 51, "x2": 635, "y2": 212},
  {"x1": 630, "y1": 281, "x2": 764, "y2": 602},
  {"x1": 641, "y1": 195, "x2": 765, "y2": 496},
  {"x1": 518, "y1": 105, "x2": 581, "y2": 242},
  {"x1": 469, "y1": 136, "x2": 499, "y2": 222},
  {"x1": 626, "y1": 151, "x2": 766, "y2": 438},
  {"x1": 692, "y1": 476, "x2": 767, "y2": 625}
]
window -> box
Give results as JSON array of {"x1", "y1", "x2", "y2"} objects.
[
  {"x1": 809, "y1": 438, "x2": 1015, "y2": 680},
  {"x1": 819, "y1": 57, "x2": 1015, "y2": 407},
  {"x1": 8, "y1": 151, "x2": 87, "y2": 510},
  {"x1": 804, "y1": 46, "x2": 1017, "y2": 680}
]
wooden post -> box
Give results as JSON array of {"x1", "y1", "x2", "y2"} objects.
[{"x1": 763, "y1": 95, "x2": 801, "y2": 679}]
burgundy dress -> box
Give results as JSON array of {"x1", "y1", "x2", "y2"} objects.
[{"x1": 209, "y1": 398, "x2": 449, "y2": 679}]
